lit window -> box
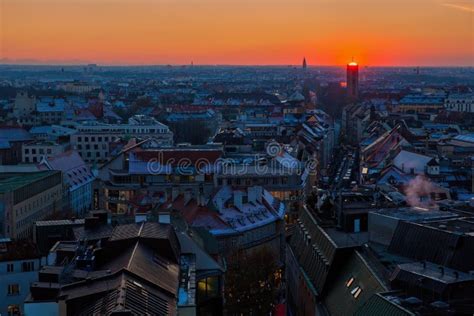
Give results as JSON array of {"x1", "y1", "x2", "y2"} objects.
[
  {"x1": 346, "y1": 277, "x2": 354, "y2": 287},
  {"x1": 7, "y1": 284, "x2": 20, "y2": 295},
  {"x1": 354, "y1": 288, "x2": 362, "y2": 298},
  {"x1": 7, "y1": 304, "x2": 20, "y2": 316},
  {"x1": 351, "y1": 286, "x2": 362, "y2": 299}
]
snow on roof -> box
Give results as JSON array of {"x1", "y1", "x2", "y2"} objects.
[
  {"x1": 393, "y1": 150, "x2": 433, "y2": 175},
  {"x1": 454, "y1": 134, "x2": 474, "y2": 144},
  {"x1": 210, "y1": 186, "x2": 284, "y2": 236},
  {"x1": 36, "y1": 98, "x2": 66, "y2": 112},
  {"x1": 41, "y1": 151, "x2": 94, "y2": 190}
]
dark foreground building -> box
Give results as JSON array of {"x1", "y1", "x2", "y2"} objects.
[{"x1": 26, "y1": 214, "x2": 224, "y2": 315}]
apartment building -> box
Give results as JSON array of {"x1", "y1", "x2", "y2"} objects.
[
  {"x1": 445, "y1": 93, "x2": 474, "y2": 113},
  {"x1": 39, "y1": 151, "x2": 94, "y2": 217},
  {"x1": 22, "y1": 141, "x2": 69, "y2": 163},
  {"x1": 71, "y1": 115, "x2": 173, "y2": 164},
  {"x1": 0, "y1": 171, "x2": 62, "y2": 239},
  {"x1": 97, "y1": 143, "x2": 222, "y2": 214},
  {"x1": 0, "y1": 239, "x2": 46, "y2": 316}
]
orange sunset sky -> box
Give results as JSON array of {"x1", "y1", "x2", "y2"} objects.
[{"x1": 1, "y1": 0, "x2": 473, "y2": 66}]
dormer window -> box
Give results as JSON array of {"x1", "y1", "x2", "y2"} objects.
[
  {"x1": 346, "y1": 276, "x2": 354, "y2": 288},
  {"x1": 351, "y1": 286, "x2": 362, "y2": 299}
]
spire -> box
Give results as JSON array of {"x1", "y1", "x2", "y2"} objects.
[{"x1": 302, "y1": 57, "x2": 307, "y2": 69}]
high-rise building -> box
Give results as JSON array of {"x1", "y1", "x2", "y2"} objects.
[
  {"x1": 302, "y1": 57, "x2": 307, "y2": 70},
  {"x1": 346, "y1": 61, "x2": 359, "y2": 101}
]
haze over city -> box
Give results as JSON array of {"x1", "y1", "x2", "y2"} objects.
[{"x1": 1, "y1": 0, "x2": 473, "y2": 66}]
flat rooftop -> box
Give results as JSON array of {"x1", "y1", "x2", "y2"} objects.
[
  {"x1": 324, "y1": 228, "x2": 369, "y2": 248},
  {"x1": 423, "y1": 218, "x2": 474, "y2": 235},
  {"x1": 397, "y1": 261, "x2": 474, "y2": 284},
  {"x1": 372, "y1": 207, "x2": 459, "y2": 222},
  {"x1": 0, "y1": 171, "x2": 58, "y2": 193},
  {"x1": 35, "y1": 219, "x2": 85, "y2": 227}
]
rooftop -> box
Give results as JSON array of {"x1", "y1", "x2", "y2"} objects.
[
  {"x1": 0, "y1": 171, "x2": 59, "y2": 193},
  {"x1": 372, "y1": 207, "x2": 458, "y2": 222}
]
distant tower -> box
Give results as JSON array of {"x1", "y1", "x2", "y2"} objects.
[
  {"x1": 347, "y1": 60, "x2": 359, "y2": 101},
  {"x1": 303, "y1": 57, "x2": 307, "y2": 70}
]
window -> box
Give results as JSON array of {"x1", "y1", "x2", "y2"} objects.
[
  {"x1": 197, "y1": 276, "x2": 219, "y2": 300},
  {"x1": 7, "y1": 305, "x2": 20, "y2": 316},
  {"x1": 350, "y1": 286, "x2": 362, "y2": 299},
  {"x1": 7, "y1": 284, "x2": 20, "y2": 295},
  {"x1": 7, "y1": 263, "x2": 14, "y2": 272},
  {"x1": 346, "y1": 276, "x2": 354, "y2": 287},
  {"x1": 22, "y1": 261, "x2": 34, "y2": 272},
  {"x1": 354, "y1": 287, "x2": 362, "y2": 298}
]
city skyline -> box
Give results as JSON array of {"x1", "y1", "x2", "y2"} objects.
[{"x1": 1, "y1": 0, "x2": 473, "y2": 67}]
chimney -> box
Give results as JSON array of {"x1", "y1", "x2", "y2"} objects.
[
  {"x1": 215, "y1": 196, "x2": 224, "y2": 212},
  {"x1": 184, "y1": 190, "x2": 193, "y2": 205},
  {"x1": 172, "y1": 186, "x2": 179, "y2": 201},
  {"x1": 90, "y1": 210, "x2": 108, "y2": 224},
  {"x1": 439, "y1": 267, "x2": 444, "y2": 276},
  {"x1": 255, "y1": 186, "x2": 263, "y2": 203},
  {"x1": 234, "y1": 190, "x2": 243, "y2": 211},
  {"x1": 197, "y1": 193, "x2": 206, "y2": 207},
  {"x1": 84, "y1": 216, "x2": 100, "y2": 229},
  {"x1": 248, "y1": 186, "x2": 257, "y2": 204}
]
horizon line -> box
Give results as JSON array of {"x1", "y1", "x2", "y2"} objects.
[{"x1": 1, "y1": 63, "x2": 473, "y2": 68}]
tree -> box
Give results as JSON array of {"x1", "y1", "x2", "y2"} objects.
[{"x1": 224, "y1": 247, "x2": 280, "y2": 315}]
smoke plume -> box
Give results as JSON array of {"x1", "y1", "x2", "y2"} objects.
[{"x1": 404, "y1": 175, "x2": 439, "y2": 209}]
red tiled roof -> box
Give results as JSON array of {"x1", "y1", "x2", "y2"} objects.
[{"x1": 163, "y1": 196, "x2": 228, "y2": 230}]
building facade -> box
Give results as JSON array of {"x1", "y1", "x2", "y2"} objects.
[
  {"x1": 22, "y1": 141, "x2": 69, "y2": 163},
  {"x1": 0, "y1": 239, "x2": 46, "y2": 316},
  {"x1": 71, "y1": 115, "x2": 173, "y2": 164},
  {"x1": 347, "y1": 62, "x2": 359, "y2": 102},
  {"x1": 0, "y1": 171, "x2": 62, "y2": 239}
]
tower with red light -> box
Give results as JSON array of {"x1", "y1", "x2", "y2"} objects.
[{"x1": 347, "y1": 61, "x2": 359, "y2": 101}]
